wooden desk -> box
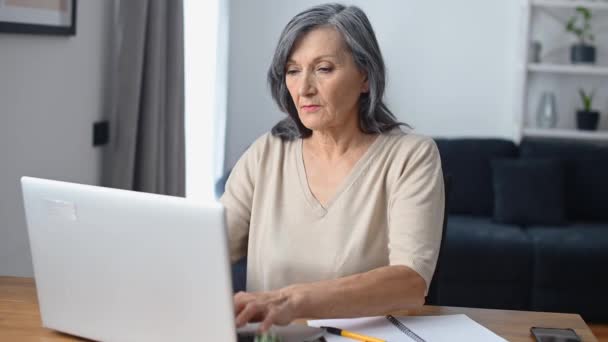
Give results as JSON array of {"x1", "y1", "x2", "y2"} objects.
[{"x1": 0, "y1": 276, "x2": 597, "y2": 341}]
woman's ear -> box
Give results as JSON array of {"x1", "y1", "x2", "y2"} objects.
[{"x1": 361, "y1": 75, "x2": 369, "y2": 93}]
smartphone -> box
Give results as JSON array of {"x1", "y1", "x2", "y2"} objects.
[{"x1": 530, "y1": 327, "x2": 581, "y2": 342}]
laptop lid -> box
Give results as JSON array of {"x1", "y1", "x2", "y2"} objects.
[{"x1": 21, "y1": 176, "x2": 236, "y2": 341}]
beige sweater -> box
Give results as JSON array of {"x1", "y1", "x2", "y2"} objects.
[{"x1": 220, "y1": 130, "x2": 444, "y2": 293}]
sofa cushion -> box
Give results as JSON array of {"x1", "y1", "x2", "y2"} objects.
[
  {"x1": 434, "y1": 139, "x2": 518, "y2": 216},
  {"x1": 491, "y1": 159, "x2": 566, "y2": 225},
  {"x1": 437, "y1": 215, "x2": 532, "y2": 309},
  {"x1": 528, "y1": 224, "x2": 608, "y2": 321},
  {"x1": 520, "y1": 139, "x2": 608, "y2": 221}
]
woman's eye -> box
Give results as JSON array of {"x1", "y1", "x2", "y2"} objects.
[
  {"x1": 317, "y1": 67, "x2": 332, "y2": 73},
  {"x1": 286, "y1": 69, "x2": 300, "y2": 75}
]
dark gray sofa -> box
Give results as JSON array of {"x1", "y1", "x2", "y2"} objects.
[{"x1": 433, "y1": 138, "x2": 608, "y2": 322}]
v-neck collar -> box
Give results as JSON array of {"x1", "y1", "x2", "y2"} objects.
[{"x1": 296, "y1": 134, "x2": 386, "y2": 218}]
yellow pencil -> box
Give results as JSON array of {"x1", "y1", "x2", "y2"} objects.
[{"x1": 321, "y1": 326, "x2": 386, "y2": 342}]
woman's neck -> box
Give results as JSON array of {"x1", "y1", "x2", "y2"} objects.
[{"x1": 305, "y1": 126, "x2": 376, "y2": 161}]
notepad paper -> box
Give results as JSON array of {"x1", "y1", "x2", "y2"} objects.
[{"x1": 308, "y1": 314, "x2": 507, "y2": 342}]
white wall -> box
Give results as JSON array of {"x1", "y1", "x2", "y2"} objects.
[
  {"x1": 225, "y1": 0, "x2": 520, "y2": 170},
  {"x1": 0, "y1": 1, "x2": 113, "y2": 276}
]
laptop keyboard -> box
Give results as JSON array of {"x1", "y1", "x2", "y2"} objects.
[
  {"x1": 236, "y1": 333, "x2": 327, "y2": 342},
  {"x1": 236, "y1": 333, "x2": 256, "y2": 342},
  {"x1": 236, "y1": 333, "x2": 280, "y2": 342}
]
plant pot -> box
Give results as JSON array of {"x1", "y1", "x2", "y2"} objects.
[
  {"x1": 576, "y1": 110, "x2": 599, "y2": 130},
  {"x1": 571, "y1": 44, "x2": 596, "y2": 64}
]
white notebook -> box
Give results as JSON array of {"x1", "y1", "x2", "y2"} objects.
[{"x1": 308, "y1": 314, "x2": 507, "y2": 342}]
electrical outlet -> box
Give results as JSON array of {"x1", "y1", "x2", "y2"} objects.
[{"x1": 93, "y1": 121, "x2": 109, "y2": 146}]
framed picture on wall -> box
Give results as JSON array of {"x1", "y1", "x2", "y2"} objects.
[{"x1": 0, "y1": 0, "x2": 76, "y2": 35}]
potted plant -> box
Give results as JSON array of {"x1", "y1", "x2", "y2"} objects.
[
  {"x1": 566, "y1": 7, "x2": 596, "y2": 64},
  {"x1": 577, "y1": 88, "x2": 599, "y2": 130}
]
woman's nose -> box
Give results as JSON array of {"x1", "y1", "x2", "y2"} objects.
[{"x1": 298, "y1": 72, "x2": 316, "y2": 96}]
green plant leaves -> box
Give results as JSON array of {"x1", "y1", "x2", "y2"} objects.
[
  {"x1": 566, "y1": 6, "x2": 594, "y2": 44},
  {"x1": 578, "y1": 88, "x2": 595, "y2": 112}
]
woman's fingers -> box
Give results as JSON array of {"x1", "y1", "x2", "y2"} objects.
[
  {"x1": 233, "y1": 290, "x2": 295, "y2": 330},
  {"x1": 260, "y1": 302, "x2": 294, "y2": 332},
  {"x1": 233, "y1": 291, "x2": 251, "y2": 315},
  {"x1": 235, "y1": 301, "x2": 266, "y2": 327},
  {"x1": 259, "y1": 306, "x2": 278, "y2": 332}
]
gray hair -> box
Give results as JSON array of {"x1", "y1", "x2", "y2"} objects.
[{"x1": 268, "y1": 3, "x2": 406, "y2": 140}]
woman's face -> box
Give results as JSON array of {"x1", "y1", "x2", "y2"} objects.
[{"x1": 285, "y1": 27, "x2": 368, "y2": 133}]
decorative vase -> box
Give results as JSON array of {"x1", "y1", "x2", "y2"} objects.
[
  {"x1": 536, "y1": 92, "x2": 558, "y2": 129},
  {"x1": 576, "y1": 110, "x2": 599, "y2": 130},
  {"x1": 571, "y1": 44, "x2": 596, "y2": 64}
]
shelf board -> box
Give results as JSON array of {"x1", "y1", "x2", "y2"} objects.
[
  {"x1": 531, "y1": 0, "x2": 608, "y2": 9},
  {"x1": 523, "y1": 128, "x2": 608, "y2": 140},
  {"x1": 528, "y1": 63, "x2": 608, "y2": 75}
]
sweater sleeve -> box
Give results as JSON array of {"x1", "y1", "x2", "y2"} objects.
[
  {"x1": 387, "y1": 137, "x2": 445, "y2": 293},
  {"x1": 220, "y1": 139, "x2": 261, "y2": 263}
]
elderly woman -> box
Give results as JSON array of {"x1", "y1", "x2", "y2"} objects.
[{"x1": 221, "y1": 3, "x2": 444, "y2": 332}]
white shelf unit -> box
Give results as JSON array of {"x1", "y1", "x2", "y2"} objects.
[
  {"x1": 528, "y1": 63, "x2": 608, "y2": 75},
  {"x1": 531, "y1": 0, "x2": 608, "y2": 10},
  {"x1": 515, "y1": 0, "x2": 608, "y2": 141},
  {"x1": 523, "y1": 128, "x2": 608, "y2": 140}
]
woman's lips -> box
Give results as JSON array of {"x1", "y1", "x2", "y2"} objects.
[{"x1": 301, "y1": 105, "x2": 321, "y2": 113}]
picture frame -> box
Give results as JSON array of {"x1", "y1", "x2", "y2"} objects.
[{"x1": 0, "y1": 0, "x2": 77, "y2": 36}]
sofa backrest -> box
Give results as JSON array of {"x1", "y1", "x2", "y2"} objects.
[
  {"x1": 520, "y1": 138, "x2": 608, "y2": 222},
  {"x1": 434, "y1": 138, "x2": 518, "y2": 216}
]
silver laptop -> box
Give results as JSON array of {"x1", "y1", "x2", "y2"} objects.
[{"x1": 21, "y1": 177, "x2": 324, "y2": 342}]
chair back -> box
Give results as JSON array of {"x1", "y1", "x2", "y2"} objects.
[{"x1": 426, "y1": 173, "x2": 451, "y2": 305}]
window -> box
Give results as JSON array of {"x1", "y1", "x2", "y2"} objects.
[{"x1": 184, "y1": 0, "x2": 228, "y2": 202}]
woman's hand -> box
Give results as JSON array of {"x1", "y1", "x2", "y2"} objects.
[
  {"x1": 232, "y1": 266, "x2": 425, "y2": 333},
  {"x1": 233, "y1": 289, "x2": 300, "y2": 332}
]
